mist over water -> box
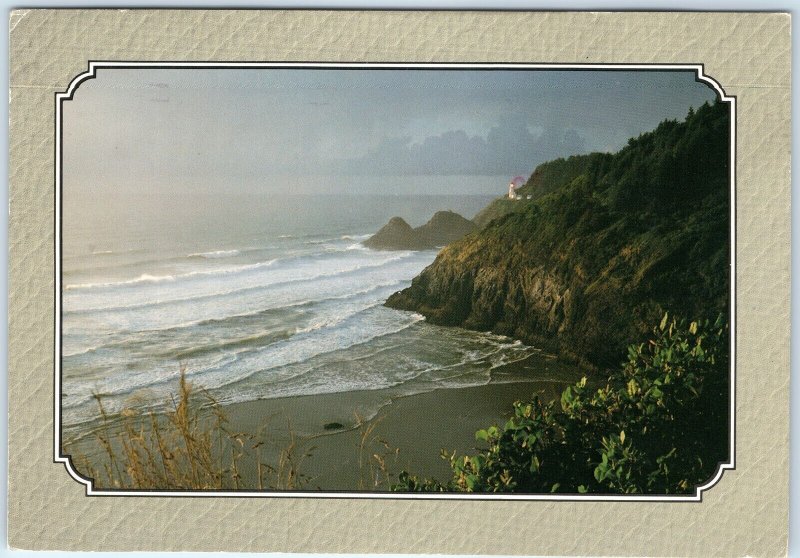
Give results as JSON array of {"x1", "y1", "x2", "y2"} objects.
[{"x1": 61, "y1": 193, "x2": 551, "y2": 436}]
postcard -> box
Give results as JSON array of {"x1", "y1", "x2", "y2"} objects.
[{"x1": 7, "y1": 9, "x2": 790, "y2": 556}]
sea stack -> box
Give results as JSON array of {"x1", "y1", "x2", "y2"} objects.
[{"x1": 363, "y1": 211, "x2": 477, "y2": 251}]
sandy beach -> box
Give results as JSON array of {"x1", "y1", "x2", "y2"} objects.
[
  {"x1": 63, "y1": 349, "x2": 588, "y2": 492},
  {"x1": 220, "y1": 354, "x2": 586, "y2": 491}
]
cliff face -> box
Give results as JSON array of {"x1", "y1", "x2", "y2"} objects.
[
  {"x1": 387, "y1": 101, "x2": 731, "y2": 369},
  {"x1": 364, "y1": 211, "x2": 476, "y2": 251}
]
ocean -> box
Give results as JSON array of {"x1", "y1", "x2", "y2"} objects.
[{"x1": 60, "y1": 193, "x2": 546, "y2": 439}]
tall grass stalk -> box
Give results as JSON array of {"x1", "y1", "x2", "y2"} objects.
[
  {"x1": 66, "y1": 368, "x2": 315, "y2": 491},
  {"x1": 356, "y1": 412, "x2": 399, "y2": 490}
]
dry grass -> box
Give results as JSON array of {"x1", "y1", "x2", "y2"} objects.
[
  {"x1": 256, "y1": 417, "x2": 316, "y2": 490},
  {"x1": 356, "y1": 412, "x2": 400, "y2": 490},
  {"x1": 67, "y1": 367, "x2": 315, "y2": 491}
]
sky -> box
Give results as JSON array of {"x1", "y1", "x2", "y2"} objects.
[{"x1": 63, "y1": 67, "x2": 718, "y2": 196}]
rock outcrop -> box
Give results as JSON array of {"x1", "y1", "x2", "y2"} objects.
[
  {"x1": 363, "y1": 217, "x2": 417, "y2": 250},
  {"x1": 364, "y1": 211, "x2": 476, "y2": 251}
]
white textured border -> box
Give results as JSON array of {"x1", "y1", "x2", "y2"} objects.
[{"x1": 54, "y1": 62, "x2": 736, "y2": 502}]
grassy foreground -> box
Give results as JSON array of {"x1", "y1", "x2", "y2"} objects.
[{"x1": 68, "y1": 372, "x2": 318, "y2": 490}]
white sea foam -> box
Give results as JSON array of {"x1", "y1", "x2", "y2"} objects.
[
  {"x1": 61, "y1": 304, "x2": 424, "y2": 412},
  {"x1": 188, "y1": 249, "x2": 241, "y2": 259},
  {"x1": 341, "y1": 234, "x2": 371, "y2": 241},
  {"x1": 66, "y1": 273, "x2": 179, "y2": 290},
  {"x1": 63, "y1": 251, "x2": 418, "y2": 315},
  {"x1": 62, "y1": 251, "x2": 419, "y2": 320},
  {"x1": 60, "y1": 195, "x2": 509, "y2": 431},
  {"x1": 63, "y1": 259, "x2": 278, "y2": 291},
  {"x1": 59, "y1": 251, "x2": 427, "y2": 359},
  {"x1": 61, "y1": 304, "x2": 546, "y2": 431}
]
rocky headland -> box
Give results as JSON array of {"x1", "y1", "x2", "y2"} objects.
[{"x1": 386, "y1": 101, "x2": 730, "y2": 370}]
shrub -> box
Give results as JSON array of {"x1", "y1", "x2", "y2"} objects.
[{"x1": 393, "y1": 314, "x2": 729, "y2": 494}]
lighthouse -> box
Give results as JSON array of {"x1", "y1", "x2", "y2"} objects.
[{"x1": 508, "y1": 176, "x2": 525, "y2": 200}]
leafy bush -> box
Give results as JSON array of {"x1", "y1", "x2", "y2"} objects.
[{"x1": 393, "y1": 314, "x2": 729, "y2": 494}]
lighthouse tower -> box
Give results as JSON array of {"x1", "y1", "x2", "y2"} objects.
[{"x1": 508, "y1": 176, "x2": 525, "y2": 200}]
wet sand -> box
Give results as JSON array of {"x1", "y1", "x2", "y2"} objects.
[{"x1": 222, "y1": 361, "x2": 584, "y2": 491}]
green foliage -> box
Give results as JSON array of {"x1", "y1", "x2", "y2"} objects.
[
  {"x1": 518, "y1": 153, "x2": 605, "y2": 201},
  {"x1": 472, "y1": 153, "x2": 602, "y2": 229},
  {"x1": 387, "y1": 100, "x2": 731, "y2": 369},
  {"x1": 604, "y1": 100, "x2": 729, "y2": 212},
  {"x1": 392, "y1": 314, "x2": 729, "y2": 494}
]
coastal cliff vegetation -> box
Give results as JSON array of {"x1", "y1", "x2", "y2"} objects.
[
  {"x1": 393, "y1": 314, "x2": 729, "y2": 494},
  {"x1": 387, "y1": 100, "x2": 730, "y2": 370}
]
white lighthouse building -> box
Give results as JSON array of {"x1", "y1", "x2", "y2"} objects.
[{"x1": 508, "y1": 176, "x2": 525, "y2": 200}]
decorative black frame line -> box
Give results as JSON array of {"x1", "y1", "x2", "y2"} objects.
[{"x1": 54, "y1": 62, "x2": 736, "y2": 501}]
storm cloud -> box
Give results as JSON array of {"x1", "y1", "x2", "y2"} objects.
[
  {"x1": 63, "y1": 68, "x2": 717, "y2": 195},
  {"x1": 336, "y1": 118, "x2": 586, "y2": 176}
]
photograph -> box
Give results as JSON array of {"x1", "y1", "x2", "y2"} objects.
[{"x1": 57, "y1": 64, "x2": 732, "y2": 496}]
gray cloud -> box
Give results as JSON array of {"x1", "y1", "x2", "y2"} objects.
[
  {"x1": 334, "y1": 117, "x2": 586, "y2": 176},
  {"x1": 63, "y1": 68, "x2": 717, "y2": 195}
]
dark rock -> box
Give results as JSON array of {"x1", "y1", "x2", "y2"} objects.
[
  {"x1": 364, "y1": 210, "x2": 476, "y2": 251},
  {"x1": 363, "y1": 217, "x2": 417, "y2": 250}
]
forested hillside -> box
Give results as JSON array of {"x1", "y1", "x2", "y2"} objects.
[{"x1": 387, "y1": 100, "x2": 730, "y2": 369}]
